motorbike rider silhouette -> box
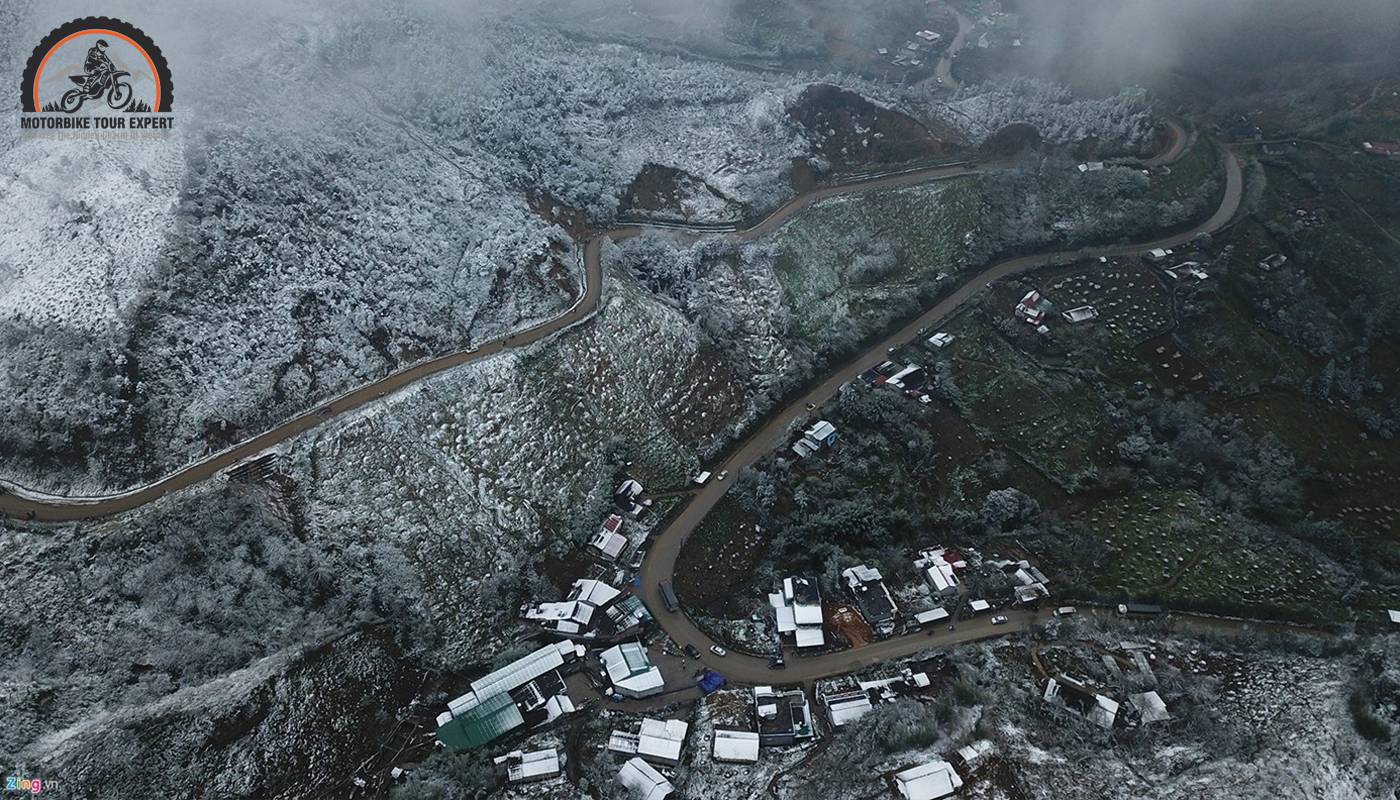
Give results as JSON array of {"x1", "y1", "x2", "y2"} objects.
[
  {"x1": 58, "y1": 38, "x2": 133, "y2": 112},
  {"x1": 81, "y1": 39, "x2": 115, "y2": 94}
]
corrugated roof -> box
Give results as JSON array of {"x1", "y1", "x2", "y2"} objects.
[{"x1": 437, "y1": 690, "x2": 525, "y2": 749}]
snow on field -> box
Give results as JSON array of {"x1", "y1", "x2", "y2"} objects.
[{"x1": 0, "y1": 135, "x2": 183, "y2": 333}]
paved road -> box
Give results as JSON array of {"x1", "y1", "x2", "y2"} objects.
[
  {"x1": 930, "y1": 6, "x2": 974, "y2": 91},
  {"x1": 637, "y1": 144, "x2": 1244, "y2": 684},
  {"x1": 0, "y1": 158, "x2": 1008, "y2": 522}
]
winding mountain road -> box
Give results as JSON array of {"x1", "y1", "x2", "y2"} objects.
[
  {"x1": 5, "y1": 122, "x2": 1185, "y2": 523},
  {"x1": 0, "y1": 120, "x2": 1248, "y2": 684},
  {"x1": 637, "y1": 144, "x2": 1243, "y2": 683}
]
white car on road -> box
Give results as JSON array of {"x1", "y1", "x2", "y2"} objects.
[
  {"x1": 991, "y1": 615, "x2": 1008, "y2": 625},
  {"x1": 710, "y1": 645, "x2": 728, "y2": 657}
]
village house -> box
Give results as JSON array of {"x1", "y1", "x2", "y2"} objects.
[
  {"x1": 915, "y1": 547, "x2": 964, "y2": 598},
  {"x1": 771, "y1": 576, "x2": 826, "y2": 648},
  {"x1": 792, "y1": 420, "x2": 839, "y2": 458},
  {"x1": 928, "y1": 331, "x2": 956, "y2": 349},
  {"x1": 913, "y1": 607, "x2": 950, "y2": 629},
  {"x1": 818, "y1": 671, "x2": 932, "y2": 728},
  {"x1": 616, "y1": 757, "x2": 673, "y2": 800},
  {"x1": 1061, "y1": 305, "x2": 1099, "y2": 324},
  {"x1": 753, "y1": 686, "x2": 816, "y2": 746},
  {"x1": 522, "y1": 578, "x2": 650, "y2": 639},
  {"x1": 591, "y1": 513, "x2": 628, "y2": 560},
  {"x1": 609, "y1": 718, "x2": 690, "y2": 766},
  {"x1": 842, "y1": 565, "x2": 899, "y2": 636},
  {"x1": 1164, "y1": 261, "x2": 1209, "y2": 281},
  {"x1": 1362, "y1": 141, "x2": 1399, "y2": 157},
  {"x1": 600, "y1": 641, "x2": 665, "y2": 699},
  {"x1": 493, "y1": 748, "x2": 562, "y2": 785},
  {"x1": 989, "y1": 557, "x2": 1051, "y2": 604},
  {"x1": 615, "y1": 478, "x2": 650, "y2": 519},
  {"x1": 1258, "y1": 252, "x2": 1288, "y2": 272},
  {"x1": 1130, "y1": 690, "x2": 1171, "y2": 724},
  {"x1": 893, "y1": 759, "x2": 964, "y2": 800},
  {"x1": 436, "y1": 640, "x2": 582, "y2": 749},
  {"x1": 955, "y1": 739, "x2": 995, "y2": 772},
  {"x1": 1015, "y1": 290, "x2": 1048, "y2": 325},
  {"x1": 1145, "y1": 247, "x2": 1175, "y2": 263},
  {"x1": 711, "y1": 729, "x2": 761, "y2": 764}
]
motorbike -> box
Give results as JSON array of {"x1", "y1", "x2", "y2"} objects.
[{"x1": 59, "y1": 70, "x2": 133, "y2": 113}]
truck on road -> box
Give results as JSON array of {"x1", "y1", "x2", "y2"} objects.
[
  {"x1": 1117, "y1": 602, "x2": 1166, "y2": 618},
  {"x1": 659, "y1": 580, "x2": 679, "y2": 612}
]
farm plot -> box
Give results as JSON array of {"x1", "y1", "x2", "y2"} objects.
[
  {"x1": 940, "y1": 314, "x2": 1116, "y2": 486},
  {"x1": 1036, "y1": 258, "x2": 1174, "y2": 378},
  {"x1": 672, "y1": 495, "x2": 767, "y2": 618},
  {"x1": 1065, "y1": 490, "x2": 1343, "y2": 621},
  {"x1": 770, "y1": 177, "x2": 978, "y2": 342}
]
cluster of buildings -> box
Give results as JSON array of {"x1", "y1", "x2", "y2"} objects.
[
  {"x1": 590, "y1": 477, "x2": 654, "y2": 560},
  {"x1": 522, "y1": 577, "x2": 650, "y2": 639},
  {"x1": 876, "y1": 27, "x2": 943, "y2": 68},
  {"x1": 817, "y1": 668, "x2": 933, "y2": 728},
  {"x1": 988, "y1": 557, "x2": 1051, "y2": 604},
  {"x1": 436, "y1": 640, "x2": 583, "y2": 749},
  {"x1": 1146, "y1": 247, "x2": 1210, "y2": 282},
  {"x1": 707, "y1": 685, "x2": 816, "y2": 765}
]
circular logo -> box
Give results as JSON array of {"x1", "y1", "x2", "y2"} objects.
[{"x1": 20, "y1": 17, "x2": 172, "y2": 114}]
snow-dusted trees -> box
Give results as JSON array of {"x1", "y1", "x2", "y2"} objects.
[{"x1": 942, "y1": 77, "x2": 1157, "y2": 154}]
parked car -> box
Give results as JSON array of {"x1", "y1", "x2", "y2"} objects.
[
  {"x1": 717, "y1": 470, "x2": 729, "y2": 481},
  {"x1": 684, "y1": 644, "x2": 701, "y2": 659},
  {"x1": 991, "y1": 615, "x2": 1009, "y2": 625},
  {"x1": 767, "y1": 656, "x2": 785, "y2": 670},
  {"x1": 709, "y1": 645, "x2": 728, "y2": 657},
  {"x1": 1053, "y1": 606, "x2": 1077, "y2": 617}
]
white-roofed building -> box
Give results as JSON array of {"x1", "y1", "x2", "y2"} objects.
[
  {"x1": 591, "y1": 513, "x2": 628, "y2": 560},
  {"x1": 611, "y1": 718, "x2": 689, "y2": 765},
  {"x1": 968, "y1": 599, "x2": 990, "y2": 613},
  {"x1": 1389, "y1": 609, "x2": 1400, "y2": 625},
  {"x1": 914, "y1": 607, "x2": 949, "y2": 627},
  {"x1": 436, "y1": 640, "x2": 581, "y2": 749},
  {"x1": 893, "y1": 759, "x2": 964, "y2": 800},
  {"x1": 601, "y1": 642, "x2": 665, "y2": 699},
  {"x1": 915, "y1": 548, "x2": 962, "y2": 598},
  {"x1": 712, "y1": 729, "x2": 760, "y2": 763},
  {"x1": 493, "y1": 748, "x2": 562, "y2": 784},
  {"x1": 802, "y1": 420, "x2": 839, "y2": 450},
  {"x1": 522, "y1": 578, "x2": 624, "y2": 635},
  {"x1": 822, "y1": 690, "x2": 873, "y2": 727},
  {"x1": 773, "y1": 577, "x2": 825, "y2": 648},
  {"x1": 616, "y1": 757, "x2": 673, "y2": 800}
]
